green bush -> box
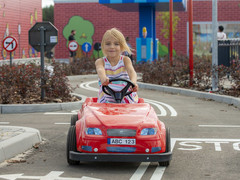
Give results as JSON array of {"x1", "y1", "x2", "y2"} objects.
[
  {"x1": 140, "y1": 55, "x2": 240, "y2": 97},
  {"x1": 0, "y1": 63, "x2": 75, "y2": 104}
]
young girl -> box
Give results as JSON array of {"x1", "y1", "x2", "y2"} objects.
[{"x1": 95, "y1": 28, "x2": 139, "y2": 103}]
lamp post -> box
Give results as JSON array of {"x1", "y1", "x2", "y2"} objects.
[
  {"x1": 188, "y1": 0, "x2": 194, "y2": 86},
  {"x1": 169, "y1": 0, "x2": 173, "y2": 66},
  {"x1": 212, "y1": 0, "x2": 218, "y2": 91}
]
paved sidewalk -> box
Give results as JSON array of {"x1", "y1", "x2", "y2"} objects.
[{"x1": 0, "y1": 126, "x2": 42, "y2": 163}]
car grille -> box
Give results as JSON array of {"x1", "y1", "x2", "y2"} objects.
[
  {"x1": 107, "y1": 147, "x2": 136, "y2": 153},
  {"x1": 107, "y1": 129, "x2": 136, "y2": 137}
]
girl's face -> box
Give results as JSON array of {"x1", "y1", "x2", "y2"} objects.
[{"x1": 103, "y1": 35, "x2": 121, "y2": 59}]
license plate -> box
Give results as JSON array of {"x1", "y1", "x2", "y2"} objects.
[{"x1": 108, "y1": 138, "x2": 136, "y2": 145}]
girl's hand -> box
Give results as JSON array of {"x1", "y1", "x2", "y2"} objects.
[
  {"x1": 101, "y1": 77, "x2": 110, "y2": 86},
  {"x1": 132, "y1": 83, "x2": 138, "y2": 92}
]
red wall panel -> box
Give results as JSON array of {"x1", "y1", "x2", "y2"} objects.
[
  {"x1": 0, "y1": 0, "x2": 42, "y2": 60},
  {"x1": 54, "y1": 1, "x2": 240, "y2": 59}
]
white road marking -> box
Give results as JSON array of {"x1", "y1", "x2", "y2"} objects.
[
  {"x1": 145, "y1": 99, "x2": 177, "y2": 117},
  {"x1": 79, "y1": 81, "x2": 178, "y2": 117},
  {"x1": 80, "y1": 81, "x2": 98, "y2": 92},
  {"x1": 130, "y1": 162, "x2": 150, "y2": 180},
  {"x1": 150, "y1": 139, "x2": 176, "y2": 180},
  {"x1": 145, "y1": 100, "x2": 167, "y2": 116},
  {"x1": 173, "y1": 138, "x2": 240, "y2": 142},
  {"x1": 150, "y1": 167, "x2": 165, "y2": 180},
  {"x1": 0, "y1": 171, "x2": 102, "y2": 180},
  {"x1": 0, "y1": 122, "x2": 10, "y2": 124},
  {"x1": 199, "y1": 125, "x2": 240, "y2": 128},
  {"x1": 54, "y1": 123, "x2": 70, "y2": 125},
  {"x1": 45, "y1": 112, "x2": 77, "y2": 115}
]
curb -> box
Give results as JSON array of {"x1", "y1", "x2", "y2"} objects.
[
  {"x1": 1, "y1": 74, "x2": 239, "y2": 114},
  {"x1": 0, "y1": 101, "x2": 82, "y2": 114},
  {"x1": 0, "y1": 126, "x2": 42, "y2": 163},
  {"x1": 138, "y1": 82, "x2": 240, "y2": 109},
  {"x1": 0, "y1": 74, "x2": 96, "y2": 114}
]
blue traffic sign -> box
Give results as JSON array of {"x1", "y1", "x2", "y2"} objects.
[{"x1": 82, "y1": 42, "x2": 92, "y2": 53}]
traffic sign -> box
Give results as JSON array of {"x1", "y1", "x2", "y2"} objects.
[
  {"x1": 29, "y1": 21, "x2": 58, "y2": 52},
  {"x1": 68, "y1": 40, "x2": 79, "y2": 52},
  {"x1": 82, "y1": 42, "x2": 92, "y2": 53},
  {"x1": 2, "y1": 36, "x2": 18, "y2": 52},
  {"x1": 94, "y1": 42, "x2": 101, "y2": 51}
]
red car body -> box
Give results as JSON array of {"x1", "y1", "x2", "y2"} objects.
[{"x1": 67, "y1": 97, "x2": 172, "y2": 165}]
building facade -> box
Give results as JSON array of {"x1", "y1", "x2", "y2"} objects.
[
  {"x1": 0, "y1": 0, "x2": 42, "y2": 61},
  {"x1": 54, "y1": 0, "x2": 240, "y2": 60}
]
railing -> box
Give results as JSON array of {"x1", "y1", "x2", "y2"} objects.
[{"x1": 218, "y1": 39, "x2": 240, "y2": 67}]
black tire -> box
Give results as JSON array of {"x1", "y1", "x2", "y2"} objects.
[
  {"x1": 71, "y1": 114, "x2": 78, "y2": 126},
  {"x1": 165, "y1": 127, "x2": 171, "y2": 153},
  {"x1": 66, "y1": 126, "x2": 79, "y2": 165},
  {"x1": 159, "y1": 127, "x2": 170, "y2": 166}
]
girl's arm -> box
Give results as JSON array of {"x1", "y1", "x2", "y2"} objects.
[
  {"x1": 123, "y1": 56, "x2": 138, "y2": 92},
  {"x1": 95, "y1": 58, "x2": 109, "y2": 85}
]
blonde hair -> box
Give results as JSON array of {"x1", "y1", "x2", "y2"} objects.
[{"x1": 101, "y1": 28, "x2": 132, "y2": 56}]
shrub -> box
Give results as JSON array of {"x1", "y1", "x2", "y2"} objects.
[
  {"x1": 140, "y1": 55, "x2": 240, "y2": 97},
  {"x1": 57, "y1": 57, "x2": 96, "y2": 76},
  {"x1": 0, "y1": 63, "x2": 75, "y2": 104}
]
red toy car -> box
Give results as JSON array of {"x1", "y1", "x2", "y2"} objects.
[{"x1": 67, "y1": 78, "x2": 172, "y2": 166}]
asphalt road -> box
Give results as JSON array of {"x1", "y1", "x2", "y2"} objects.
[{"x1": 0, "y1": 78, "x2": 239, "y2": 180}]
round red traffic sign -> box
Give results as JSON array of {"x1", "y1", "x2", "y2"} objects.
[
  {"x1": 2, "y1": 36, "x2": 18, "y2": 52},
  {"x1": 68, "y1": 40, "x2": 79, "y2": 52}
]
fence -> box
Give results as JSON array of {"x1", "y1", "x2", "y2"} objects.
[{"x1": 218, "y1": 39, "x2": 240, "y2": 67}]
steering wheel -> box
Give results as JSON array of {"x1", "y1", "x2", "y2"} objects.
[{"x1": 102, "y1": 78, "x2": 135, "y2": 103}]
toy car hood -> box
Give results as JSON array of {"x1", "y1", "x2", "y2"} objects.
[{"x1": 83, "y1": 102, "x2": 158, "y2": 128}]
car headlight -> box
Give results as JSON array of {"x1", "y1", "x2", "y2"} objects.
[
  {"x1": 140, "y1": 128, "x2": 157, "y2": 135},
  {"x1": 85, "y1": 128, "x2": 102, "y2": 135}
]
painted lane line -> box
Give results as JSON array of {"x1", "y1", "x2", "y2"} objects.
[
  {"x1": 130, "y1": 162, "x2": 150, "y2": 180},
  {"x1": 0, "y1": 122, "x2": 10, "y2": 125},
  {"x1": 54, "y1": 123, "x2": 70, "y2": 125},
  {"x1": 199, "y1": 125, "x2": 240, "y2": 128},
  {"x1": 172, "y1": 138, "x2": 240, "y2": 142},
  {"x1": 150, "y1": 139, "x2": 176, "y2": 180},
  {"x1": 150, "y1": 167, "x2": 165, "y2": 180},
  {"x1": 0, "y1": 171, "x2": 102, "y2": 180},
  {"x1": 145, "y1": 98, "x2": 177, "y2": 117},
  {"x1": 80, "y1": 81, "x2": 178, "y2": 117},
  {"x1": 45, "y1": 112, "x2": 77, "y2": 115},
  {"x1": 80, "y1": 81, "x2": 98, "y2": 92},
  {"x1": 144, "y1": 100, "x2": 167, "y2": 116},
  {"x1": 86, "y1": 81, "x2": 99, "y2": 91}
]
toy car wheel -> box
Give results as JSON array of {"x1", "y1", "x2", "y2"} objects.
[
  {"x1": 71, "y1": 114, "x2": 78, "y2": 126},
  {"x1": 67, "y1": 125, "x2": 79, "y2": 165},
  {"x1": 159, "y1": 127, "x2": 170, "y2": 166}
]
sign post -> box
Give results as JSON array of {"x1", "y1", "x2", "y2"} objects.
[
  {"x1": 29, "y1": 21, "x2": 58, "y2": 101},
  {"x1": 2, "y1": 36, "x2": 18, "y2": 67}
]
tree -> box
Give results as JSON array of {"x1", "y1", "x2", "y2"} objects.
[
  {"x1": 157, "y1": 12, "x2": 180, "y2": 41},
  {"x1": 42, "y1": 5, "x2": 54, "y2": 24}
]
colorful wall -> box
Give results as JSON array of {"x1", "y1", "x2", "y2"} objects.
[
  {"x1": 54, "y1": 0, "x2": 240, "y2": 60},
  {"x1": 0, "y1": 0, "x2": 42, "y2": 60}
]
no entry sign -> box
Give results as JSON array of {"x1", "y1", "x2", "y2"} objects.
[
  {"x1": 2, "y1": 36, "x2": 18, "y2": 52},
  {"x1": 68, "y1": 40, "x2": 79, "y2": 52}
]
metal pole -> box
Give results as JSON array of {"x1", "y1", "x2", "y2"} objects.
[
  {"x1": 212, "y1": 0, "x2": 218, "y2": 91},
  {"x1": 10, "y1": 52, "x2": 12, "y2": 67},
  {"x1": 188, "y1": 0, "x2": 194, "y2": 86},
  {"x1": 39, "y1": 26, "x2": 46, "y2": 101},
  {"x1": 169, "y1": 0, "x2": 173, "y2": 66}
]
